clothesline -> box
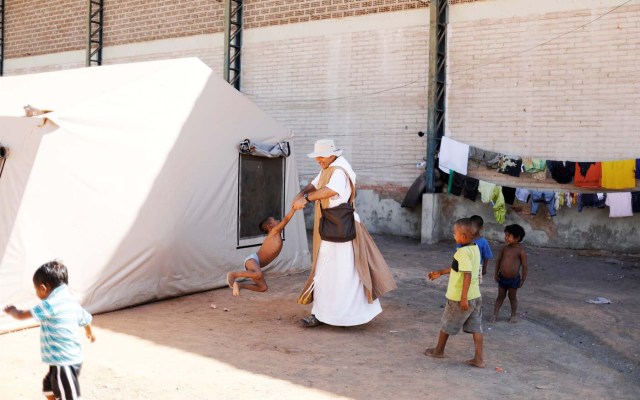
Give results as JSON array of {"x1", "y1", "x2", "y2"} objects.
[
  {"x1": 437, "y1": 136, "x2": 640, "y2": 222},
  {"x1": 438, "y1": 136, "x2": 639, "y2": 192}
]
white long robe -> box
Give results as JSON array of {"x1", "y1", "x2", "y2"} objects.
[{"x1": 310, "y1": 157, "x2": 382, "y2": 326}]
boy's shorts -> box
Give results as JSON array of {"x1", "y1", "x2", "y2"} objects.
[
  {"x1": 244, "y1": 253, "x2": 261, "y2": 270},
  {"x1": 498, "y1": 274, "x2": 521, "y2": 289},
  {"x1": 43, "y1": 364, "x2": 82, "y2": 400},
  {"x1": 441, "y1": 297, "x2": 483, "y2": 335}
]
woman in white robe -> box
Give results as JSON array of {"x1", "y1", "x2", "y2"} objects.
[{"x1": 293, "y1": 139, "x2": 382, "y2": 326}]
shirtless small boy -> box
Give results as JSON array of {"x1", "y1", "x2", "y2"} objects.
[
  {"x1": 491, "y1": 224, "x2": 528, "y2": 323},
  {"x1": 227, "y1": 207, "x2": 296, "y2": 296}
]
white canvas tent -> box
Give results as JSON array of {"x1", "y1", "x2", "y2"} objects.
[{"x1": 0, "y1": 58, "x2": 310, "y2": 332}]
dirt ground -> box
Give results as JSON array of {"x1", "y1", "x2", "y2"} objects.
[{"x1": 1, "y1": 233, "x2": 639, "y2": 400}]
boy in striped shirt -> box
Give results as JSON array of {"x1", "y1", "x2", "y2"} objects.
[{"x1": 4, "y1": 260, "x2": 95, "y2": 400}]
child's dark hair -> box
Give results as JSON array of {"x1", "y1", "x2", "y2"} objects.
[
  {"x1": 470, "y1": 215, "x2": 484, "y2": 229},
  {"x1": 454, "y1": 217, "x2": 475, "y2": 237},
  {"x1": 258, "y1": 217, "x2": 272, "y2": 234},
  {"x1": 504, "y1": 224, "x2": 525, "y2": 242},
  {"x1": 32, "y1": 260, "x2": 69, "y2": 288}
]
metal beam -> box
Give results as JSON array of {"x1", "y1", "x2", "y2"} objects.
[
  {"x1": 86, "y1": 0, "x2": 104, "y2": 66},
  {"x1": 0, "y1": 0, "x2": 5, "y2": 76},
  {"x1": 223, "y1": 0, "x2": 243, "y2": 90},
  {"x1": 425, "y1": 0, "x2": 448, "y2": 193}
]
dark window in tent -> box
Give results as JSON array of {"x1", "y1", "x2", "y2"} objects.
[{"x1": 237, "y1": 154, "x2": 285, "y2": 248}]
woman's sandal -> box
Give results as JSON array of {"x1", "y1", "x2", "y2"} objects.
[{"x1": 301, "y1": 314, "x2": 322, "y2": 328}]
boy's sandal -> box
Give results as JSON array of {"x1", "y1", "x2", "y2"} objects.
[{"x1": 301, "y1": 314, "x2": 322, "y2": 328}]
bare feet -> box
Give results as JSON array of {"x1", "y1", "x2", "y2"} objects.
[
  {"x1": 226, "y1": 272, "x2": 235, "y2": 289},
  {"x1": 424, "y1": 348, "x2": 445, "y2": 359},
  {"x1": 232, "y1": 282, "x2": 240, "y2": 296},
  {"x1": 509, "y1": 315, "x2": 518, "y2": 323},
  {"x1": 489, "y1": 315, "x2": 497, "y2": 323},
  {"x1": 465, "y1": 358, "x2": 486, "y2": 368}
]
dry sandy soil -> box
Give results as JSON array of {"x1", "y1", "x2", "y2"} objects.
[{"x1": 1, "y1": 234, "x2": 639, "y2": 400}]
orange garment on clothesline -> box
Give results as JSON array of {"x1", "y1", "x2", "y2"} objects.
[{"x1": 574, "y1": 162, "x2": 602, "y2": 188}]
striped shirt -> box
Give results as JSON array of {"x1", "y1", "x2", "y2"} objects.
[{"x1": 30, "y1": 284, "x2": 92, "y2": 366}]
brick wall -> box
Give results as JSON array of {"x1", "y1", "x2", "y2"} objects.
[
  {"x1": 3, "y1": 0, "x2": 439, "y2": 59},
  {"x1": 243, "y1": 0, "x2": 428, "y2": 27},
  {"x1": 103, "y1": 1, "x2": 223, "y2": 47},
  {"x1": 241, "y1": 12, "x2": 430, "y2": 188},
  {"x1": 4, "y1": 1, "x2": 85, "y2": 58},
  {"x1": 446, "y1": 0, "x2": 640, "y2": 161}
]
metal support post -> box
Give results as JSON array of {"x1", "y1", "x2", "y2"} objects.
[
  {"x1": 223, "y1": 0, "x2": 243, "y2": 90},
  {"x1": 0, "y1": 0, "x2": 5, "y2": 76},
  {"x1": 86, "y1": 0, "x2": 104, "y2": 66},
  {"x1": 425, "y1": 0, "x2": 448, "y2": 192}
]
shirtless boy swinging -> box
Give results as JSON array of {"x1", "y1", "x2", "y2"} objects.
[{"x1": 227, "y1": 207, "x2": 296, "y2": 296}]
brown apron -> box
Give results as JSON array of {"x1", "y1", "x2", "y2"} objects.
[{"x1": 297, "y1": 166, "x2": 397, "y2": 304}]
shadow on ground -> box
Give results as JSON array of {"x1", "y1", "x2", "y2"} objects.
[{"x1": 83, "y1": 233, "x2": 640, "y2": 399}]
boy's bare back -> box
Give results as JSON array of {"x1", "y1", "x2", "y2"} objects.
[{"x1": 497, "y1": 243, "x2": 525, "y2": 279}]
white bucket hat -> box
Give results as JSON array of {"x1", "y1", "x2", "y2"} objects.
[{"x1": 307, "y1": 139, "x2": 343, "y2": 158}]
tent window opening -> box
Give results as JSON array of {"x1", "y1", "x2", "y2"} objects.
[{"x1": 237, "y1": 154, "x2": 286, "y2": 248}]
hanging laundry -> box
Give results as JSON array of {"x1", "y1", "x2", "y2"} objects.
[
  {"x1": 489, "y1": 186, "x2": 506, "y2": 224},
  {"x1": 502, "y1": 186, "x2": 516, "y2": 205},
  {"x1": 577, "y1": 193, "x2": 607, "y2": 212},
  {"x1": 522, "y1": 158, "x2": 547, "y2": 173},
  {"x1": 636, "y1": 159, "x2": 640, "y2": 179},
  {"x1": 530, "y1": 191, "x2": 556, "y2": 217},
  {"x1": 448, "y1": 171, "x2": 480, "y2": 202},
  {"x1": 565, "y1": 192, "x2": 573, "y2": 208},
  {"x1": 463, "y1": 176, "x2": 480, "y2": 202},
  {"x1": 555, "y1": 192, "x2": 563, "y2": 209},
  {"x1": 574, "y1": 162, "x2": 602, "y2": 188},
  {"x1": 546, "y1": 161, "x2": 575, "y2": 184},
  {"x1": 531, "y1": 170, "x2": 547, "y2": 180},
  {"x1": 601, "y1": 160, "x2": 636, "y2": 189},
  {"x1": 577, "y1": 162, "x2": 596, "y2": 177},
  {"x1": 438, "y1": 136, "x2": 469, "y2": 175},
  {"x1": 468, "y1": 146, "x2": 501, "y2": 169},
  {"x1": 478, "y1": 180, "x2": 497, "y2": 203},
  {"x1": 449, "y1": 171, "x2": 466, "y2": 196},
  {"x1": 515, "y1": 188, "x2": 531, "y2": 203},
  {"x1": 631, "y1": 192, "x2": 640, "y2": 213},
  {"x1": 605, "y1": 192, "x2": 633, "y2": 218},
  {"x1": 497, "y1": 155, "x2": 523, "y2": 177}
]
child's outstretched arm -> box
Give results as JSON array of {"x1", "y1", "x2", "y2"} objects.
[
  {"x1": 519, "y1": 248, "x2": 528, "y2": 287},
  {"x1": 3, "y1": 305, "x2": 32, "y2": 320},
  {"x1": 428, "y1": 267, "x2": 451, "y2": 281},
  {"x1": 269, "y1": 207, "x2": 297, "y2": 236}
]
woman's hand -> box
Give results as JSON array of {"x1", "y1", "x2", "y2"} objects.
[{"x1": 293, "y1": 197, "x2": 307, "y2": 210}]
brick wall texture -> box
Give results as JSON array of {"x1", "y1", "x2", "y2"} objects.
[
  {"x1": 4, "y1": 1, "x2": 477, "y2": 58},
  {"x1": 242, "y1": 24, "x2": 430, "y2": 187},
  {"x1": 3, "y1": 0, "x2": 639, "y2": 188},
  {"x1": 446, "y1": 2, "x2": 640, "y2": 162},
  {"x1": 3, "y1": 0, "x2": 439, "y2": 59}
]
